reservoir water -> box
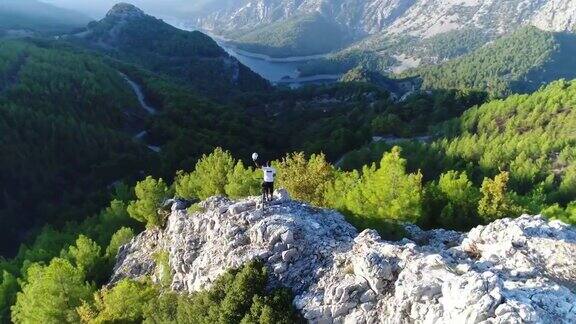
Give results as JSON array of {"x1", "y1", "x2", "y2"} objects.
[
  {"x1": 219, "y1": 44, "x2": 341, "y2": 87},
  {"x1": 220, "y1": 45, "x2": 302, "y2": 81}
]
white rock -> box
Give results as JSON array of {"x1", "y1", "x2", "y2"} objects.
[
  {"x1": 274, "y1": 188, "x2": 290, "y2": 201},
  {"x1": 111, "y1": 195, "x2": 576, "y2": 323},
  {"x1": 282, "y1": 248, "x2": 298, "y2": 263}
]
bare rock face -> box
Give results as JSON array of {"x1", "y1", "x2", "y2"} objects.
[
  {"x1": 111, "y1": 192, "x2": 576, "y2": 323},
  {"x1": 194, "y1": 0, "x2": 576, "y2": 39}
]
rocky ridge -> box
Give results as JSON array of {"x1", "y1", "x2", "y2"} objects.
[
  {"x1": 112, "y1": 191, "x2": 576, "y2": 323},
  {"x1": 194, "y1": 0, "x2": 576, "y2": 39}
]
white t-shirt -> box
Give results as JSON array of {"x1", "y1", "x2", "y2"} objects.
[{"x1": 262, "y1": 166, "x2": 276, "y2": 183}]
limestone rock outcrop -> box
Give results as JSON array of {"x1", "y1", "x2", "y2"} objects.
[
  {"x1": 111, "y1": 191, "x2": 576, "y2": 323},
  {"x1": 194, "y1": 0, "x2": 576, "y2": 40}
]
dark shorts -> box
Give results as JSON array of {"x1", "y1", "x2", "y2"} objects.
[{"x1": 262, "y1": 181, "x2": 274, "y2": 195}]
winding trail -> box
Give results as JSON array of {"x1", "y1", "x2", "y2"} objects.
[
  {"x1": 119, "y1": 72, "x2": 161, "y2": 153},
  {"x1": 120, "y1": 73, "x2": 157, "y2": 115}
]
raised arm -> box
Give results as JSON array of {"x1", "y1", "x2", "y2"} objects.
[{"x1": 252, "y1": 152, "x2": 260, "y2": 168}]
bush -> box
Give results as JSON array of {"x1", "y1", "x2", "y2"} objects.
[
  {"x1": 153, "y1": 251, "x2": 172, "y2": 288},
  {"x1": 78, "y1": 279, "x2": 157, "y2": 323},
  {"x1": 542, "y1": 202, "x2": 576, "y2": 225},
  {"x1": 166, "y1": 260, "x2": 301, "y2": 324},
  {"x1": 80, "y1": 261, "x2": 301, "y2": 323}
]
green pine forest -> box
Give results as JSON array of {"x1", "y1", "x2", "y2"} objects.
[
  {"x1": 1, "y1": 4, "x2": 576, "y2": 323},
  {"x1": 226, "y1": 13, "x2": 349, "y2": 57}
]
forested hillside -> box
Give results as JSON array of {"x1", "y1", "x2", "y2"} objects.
[
  {"x1": 228, "y1": 13, "x2": 348, "y2": 57},
  {"x1": 74, "y1": 3, "x2": 270, "y2": 99},
  {"x1": 302, "y1": 27, "x2": 576, "y2": 97},
  {"x1": 434, "y1": 79, "x2": 576, "y2": 204},
  {"x1": 339, "y1": 79, "x2": 576, "y2": 225},
  {"x1": 0, "y1": 40, "x2": 153, "y2": 256},
  {"x1": 405, "y1": 27, "x2": 576, "y2": 96}
]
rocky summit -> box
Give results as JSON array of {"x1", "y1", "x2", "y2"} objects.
[
  {"x1": 111, "y1": 190, "x2": 576, "y2": 323},
  {"x1": 106, "y1": 3, "x2": 145, "y2": 19}
]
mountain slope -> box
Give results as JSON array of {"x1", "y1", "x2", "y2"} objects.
[
  {"x1": 435, "y1": 79, "x2": 576, "y2": 197},
  {"x1": 0, "y1": 0, "x2": 90, "y2": 35},
  {"x1": 74, "y1": 3, "x2": 269, "y2": 98},
  {"x1": 0, "y1": 39, "x2": 152, "y2": 256},
  {"x1": 404, "y1": 27, "x2": 576, "y2": 96},
  {"x1": 340, "y1": 78, "x2": 576, "y2": 206},
  {"x1": 227, "y1": 13, "x2": 348, "y2": 57},
  {"x1": 191, "y1": 0, "x2": 576, "y2": 56}
]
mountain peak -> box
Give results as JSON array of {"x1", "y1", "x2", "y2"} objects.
[{"x1": 106, "y1": 3, "x2": 145, "y2": 19}]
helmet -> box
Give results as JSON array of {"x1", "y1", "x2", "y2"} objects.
[{"x1": 252, "y1": 152, "x2": 259, "y2": 161}]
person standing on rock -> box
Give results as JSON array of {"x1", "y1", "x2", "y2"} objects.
[{"x1": 252, "y1": 153, "x2": 276, "y2": 202}]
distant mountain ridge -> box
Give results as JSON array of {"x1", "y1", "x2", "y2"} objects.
[
  {"x1": 196, "y1": 0, "x2": 576, "y2": 38},
  {"x1": 0, "y1": 0, "x2": 91, "y2": 35},
  {"x1": 191, "y1": 0, "x2": 576, "y2": 57}
]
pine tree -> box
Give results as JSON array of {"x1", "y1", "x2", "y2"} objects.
[
  {"x1": 276, "y1": 152, "x2": 335, "y2": 206},
  {"x1": 62, "y1": 235, "x2": 104, "y2": 283},
  {"x1": 127, "y1": 176, "x2": 172, "y2": 228},
  {"x1": 0, "y1": 270, "x2": 18, "y2": 323},
  {"x1": 350, "y1": 147, "x2": 423, "y2": 223},
  {"x1": 175, "y1": 148, "x2": 236, "y2": 200},
  {"x1": 11, "y1": 258, "x2": 93, "y2": 323},
  {"x1": 435, "y1": 171, "x2": 480, "y2": 230},
  {"x1": 225, "y1": 161, "x2": 260, "y2": 199}
]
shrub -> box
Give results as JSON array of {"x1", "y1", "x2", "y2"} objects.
[{"x1": 542, "y1": 202, "x2": 576, "y2": 225}]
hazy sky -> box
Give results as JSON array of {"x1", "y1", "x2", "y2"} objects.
[{"x1": 41, "y1": 0, "x2": 216, "y2": 19}]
